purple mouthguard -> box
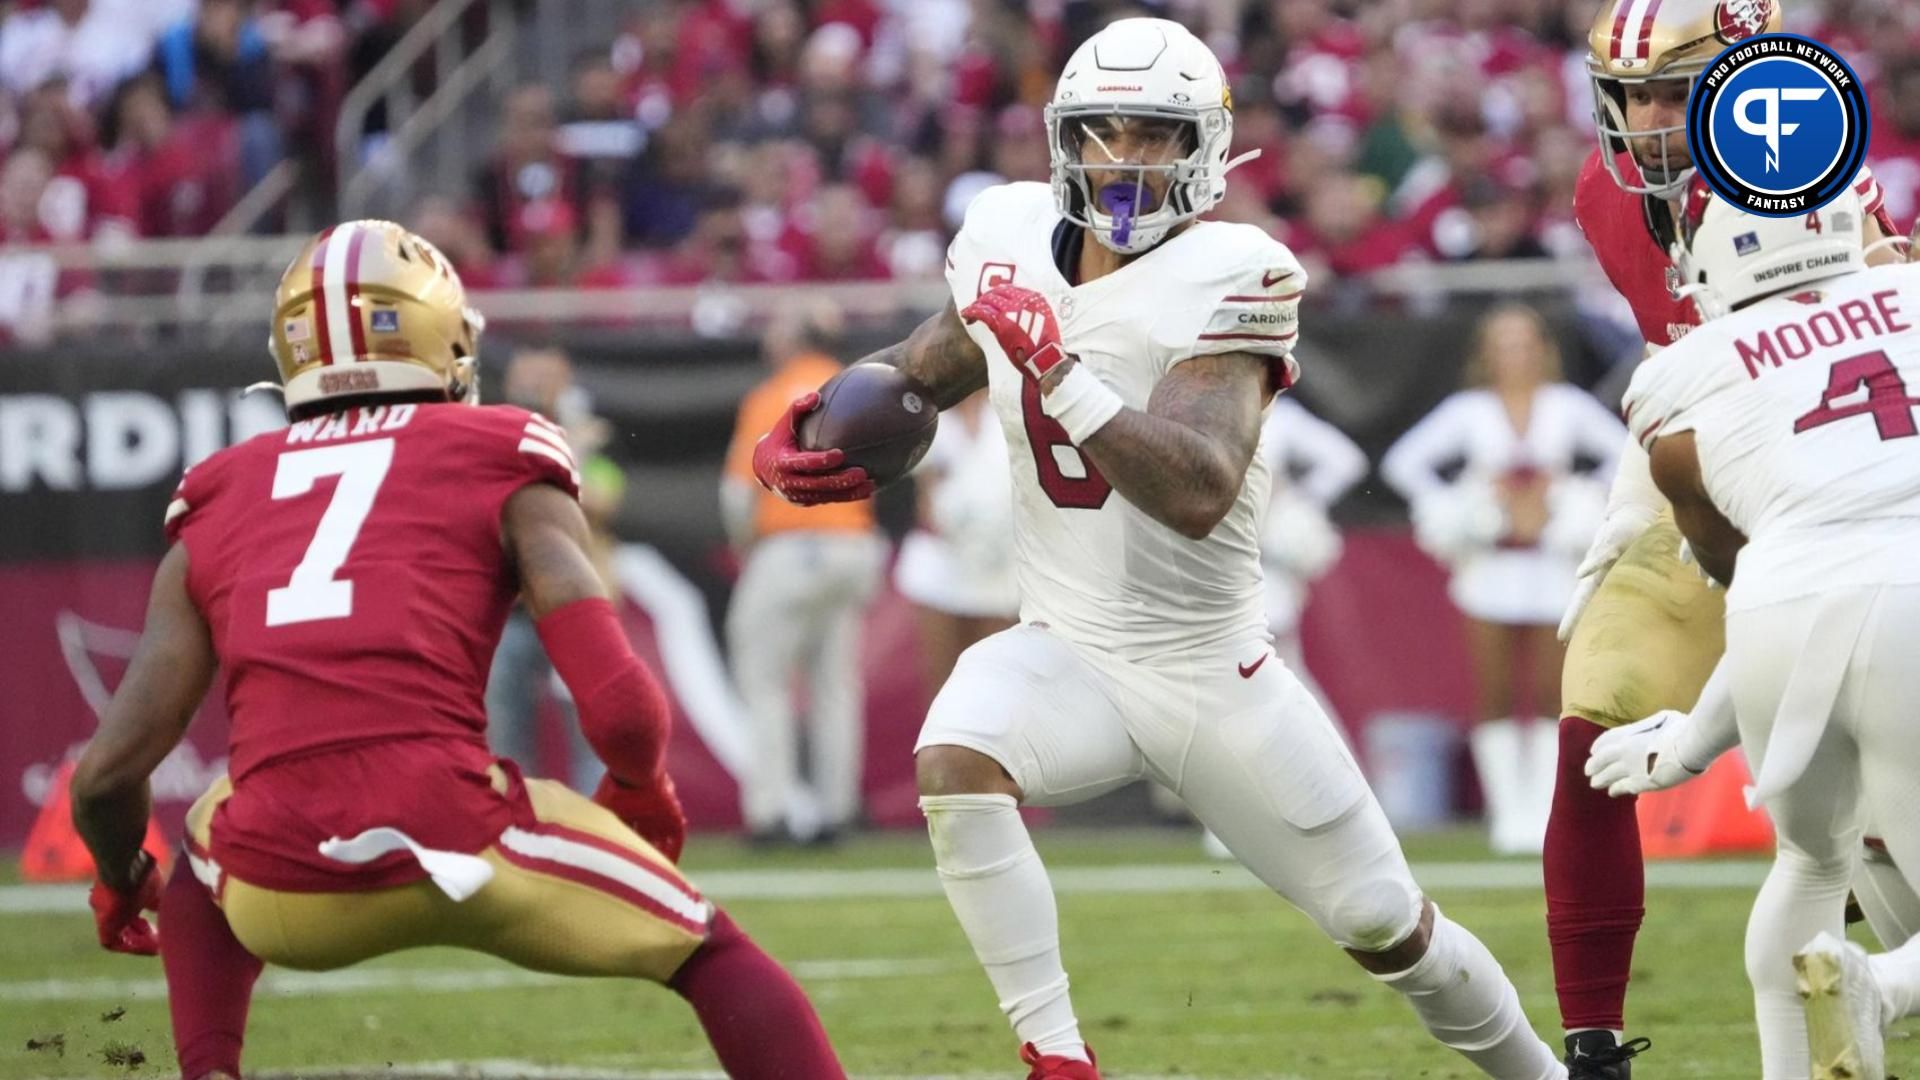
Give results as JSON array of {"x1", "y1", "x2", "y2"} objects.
[{"x1": 1098, "y1": 185, "x2": 1137, "y2": 247}]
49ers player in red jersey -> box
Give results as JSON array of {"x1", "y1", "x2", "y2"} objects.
[
  {"x1": 67, "y1": 220, "x2": 844, "y2": 1080},
  {"x1": 1548, "y1": 2, "x2": 1907, "y2": 1077}
]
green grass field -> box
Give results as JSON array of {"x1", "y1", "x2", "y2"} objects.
[{"x1": 0, "y1": 828, "x2": 1896, "y2": 1079}]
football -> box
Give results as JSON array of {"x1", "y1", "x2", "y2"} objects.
[{"x1": 797, "y1": 363, "x2": 939, "y2": 490}]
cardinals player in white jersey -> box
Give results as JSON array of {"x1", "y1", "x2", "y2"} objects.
[
  {"x1": 753, "y1": 18, "x2": 1563, "y2": 1080},
  {"x1": 1613, "y1": 185, "x2": 1920, "y2": 1079}
]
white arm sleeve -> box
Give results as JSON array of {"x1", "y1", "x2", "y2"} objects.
[
  {"x1": 1602, "y1": 432, "x2": 1668, "y2": 523},
  {"x1": 1674, "y1": 658, "x2": 1741, "y2": 771}
]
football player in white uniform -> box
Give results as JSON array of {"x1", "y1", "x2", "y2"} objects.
[
  {"x1": 752, "y1": 18, "x2": 1563, "y2": 1080},
  {"x1": 1617, "y1": 186, "x2": 1920, "y2": 1080}
]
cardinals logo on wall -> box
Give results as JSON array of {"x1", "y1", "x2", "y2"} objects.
[{"x1": 25, "y1": 612, "x2": 227, "y2": 813}]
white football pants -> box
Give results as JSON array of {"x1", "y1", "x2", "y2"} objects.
[{"x1": 1727, "y1": 584, "x2": 1920, "y2": 1078}]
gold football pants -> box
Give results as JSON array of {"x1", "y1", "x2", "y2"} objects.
[
  {"x1": 184, "y1": 771, "x2": 707, "y2": 981},
  {"x1": 1561, "y1": 515, "x2": 1726, "y2": 729}
]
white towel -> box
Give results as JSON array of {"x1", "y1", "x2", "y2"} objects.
[{"x1": 318, "y1": 827, "x2": 495, "y2": 901}]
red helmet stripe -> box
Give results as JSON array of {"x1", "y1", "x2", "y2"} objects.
[
  {"x1": 1611, "y1": 0, "x2": 1632, "y2": 60},
  {"x1": 343, "y1": 226, "x2": 368, "y2": 361},
  {"x1": 1635, "y1": 0, "x2": 1663, "y2": 61},
  {"x1": 308, "y1": 226, "x2": 336, "y2": 366}
]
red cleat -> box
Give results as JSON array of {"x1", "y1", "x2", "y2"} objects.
[{"x1": 1020, "y1": 1043, "x2": 1099, "y2": 1080}]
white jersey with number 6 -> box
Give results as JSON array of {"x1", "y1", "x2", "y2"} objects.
[
  {"x1": 1623, "y1": 262, "x2": 1920, "y2": 613},
  {"x1": 943, "y1": 182, "x2": 1307, "y2": 659}
]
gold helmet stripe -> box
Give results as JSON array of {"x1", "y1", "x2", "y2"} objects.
[
  {"x1": 1612, "y1": 0, "x2": 1666, "y2": 64},
  {"x1": 311, "y1": 223, "x2": 372, "y2": 367}
]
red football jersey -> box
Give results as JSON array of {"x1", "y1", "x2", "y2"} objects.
[
  {"x1": 167, "y1": 401, "x2": 581, "y2": 783},
  {"x1": 1576, "y1": 149, "x2": 1898, "y2": 350}
]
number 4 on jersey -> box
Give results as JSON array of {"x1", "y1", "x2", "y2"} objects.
[
  {"x1": 1794, "y1": 349, "x2": 1920, "y2": 442},
  {"x1": 265, "y1": 439, "x2": 394, "y2": 627}
]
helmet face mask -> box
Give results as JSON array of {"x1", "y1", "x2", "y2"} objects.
[
  {"x1": 1584, "y1": 0, "x2": 1783, "y2": 200},
  {"x1": 1046, "y1": 18, "x2": 1242, "y2": 256},
  {"x1": 1051, "y1": 108, "x2": 1209, "y2": 252},
  {"x1": 1591, "y1": 73, "x2": 1697, "y2": 198}
]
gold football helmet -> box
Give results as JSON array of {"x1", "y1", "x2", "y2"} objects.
[
  {"x1": 1586, "y1": 0, "x2": 1783, "y2": 198},
  {"x1": 269, "y1": 220, "x2": 484, "y2": 412}
]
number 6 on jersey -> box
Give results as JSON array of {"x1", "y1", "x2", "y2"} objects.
[{"x1": 265, "y1": 439, "x2": 394, "y2": 627}]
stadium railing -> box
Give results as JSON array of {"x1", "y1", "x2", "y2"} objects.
[{"x1": 11, "y1": 239, "x2": 1615, "y2": 342}]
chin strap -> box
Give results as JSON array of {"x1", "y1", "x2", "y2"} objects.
[
  {"x1": 1222, "y1": 148, "x2": 1262, "y2": 177},
  {"x1": 1672, "y1": 281, "x2": 1723, "y2": 321},
  {"x1": 1866, "y1": 235, "x2": 1910, "y2": 262}
]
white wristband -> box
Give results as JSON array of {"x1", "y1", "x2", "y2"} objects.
[{"x1": 1042, "y1": 362, "x2": 1124, "y2": 444}]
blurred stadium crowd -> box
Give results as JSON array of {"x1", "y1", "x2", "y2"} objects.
[{"x1": 6, "y1": 0, "x2": 1920, "y2": 289}]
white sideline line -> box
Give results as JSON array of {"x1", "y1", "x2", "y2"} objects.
[
  {"x1": 0, "y1": 859, "x2": 1770, "y2": 916},
  {"x1": 0, "y1": 957, "x2": 950, "y2": 1004}
]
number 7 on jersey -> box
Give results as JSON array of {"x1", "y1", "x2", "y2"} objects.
[{"x1": 265, "y1": 439, "x2": 394, "y2": 627}]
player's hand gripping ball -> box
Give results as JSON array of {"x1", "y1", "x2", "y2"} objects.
[
  {"x1": 962, "y1": 285, "x2": 1070, "y2": 383},
  {"x1": 90, "y1": 848, "x2": 163, "y2": 956},
  {"x1": 793, "y1": 364, "x2": 940, "y2": 491},
  {"x1": 751, "y1": 392, "x2": 876, "y2": 506}
]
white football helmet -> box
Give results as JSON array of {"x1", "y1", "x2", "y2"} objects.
[
  {"x1": 1673, "y1": 181, "x2": 1866, "y2": 320},
  {"x1": 1045, "y1": 18, "x2": 1250, "y2": 255}
]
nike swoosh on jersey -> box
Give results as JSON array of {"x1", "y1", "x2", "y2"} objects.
[
  {"x1": 1261, "y1": 269, "x2": 1294, "y2": 288},
  {"x1": 1238, "y1": 654, "x2": 1268, "y2": 679}
]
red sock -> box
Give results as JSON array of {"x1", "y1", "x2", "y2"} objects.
[
  {"x1": 1544, "y1": 716, "x2": 1646, "y2": 1032},
  {"x1": 668, "y1": 909, "x2": 845, "y2": 1079},
  {"x1": 161, "y1": 863, "x2": 263, "y2": 1080}
]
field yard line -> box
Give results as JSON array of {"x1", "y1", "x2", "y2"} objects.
[
  {"x1": 0, "y1": 859, "x2": 1772, "y2": 915},
  {"x1": 0, "y1": 957, "x2": 950, "y2": 1003}
]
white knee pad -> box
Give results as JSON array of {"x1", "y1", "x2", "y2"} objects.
[{"x1": 1324, "y1": 872, "x2": 1424, "y2": 953}]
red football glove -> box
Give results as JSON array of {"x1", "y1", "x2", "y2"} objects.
[
  {"x1": 593, "y1": 772, "x2": 687, "y2": 864},
  {"x1": 962, "y1": 285, "x2": 1069, "y2": 383},
  {"x1": 751, "y1": 392, "x2": 876, "y2": 506},
  {"x1": 90, "y1": 849, "x2": 163, "y2": 956}
]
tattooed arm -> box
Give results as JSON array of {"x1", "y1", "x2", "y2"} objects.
[
  {"x1": 1647, "y1": 430, "x2": 1745, "y2": 587},
  {"x1": 857, "y1": 299, "x2": 990, "y2": 410},
  {"x1": 1070, "y1": 352, "x2": 1271, "y2": 540}
]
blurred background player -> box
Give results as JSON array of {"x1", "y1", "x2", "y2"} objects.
[
  {"x1": 1547, "y1": 1, "x2": 1908, "y2": 1072},
  {"x1": 1621, "y1": 189, "x2": 1920, "y2": 1080},
  {"x1": 722, "y1": 299, "x2": 885, "y2": 846},
  {"x1": 67, "y1": 220, "x2": 844, "y2": 1080},
  {"x1": 895, "y1": 388, "x2": 1019, "y2": 698},
  {"x1": 485, "y1": 343, "x2": 612, "y2": 793},
  {"x1": 1383, "y1": 303, "x2": 1621, "y2": 855},
  {"x1": 753, "y1": 19, "x2": 1567, "y2": 1080}
]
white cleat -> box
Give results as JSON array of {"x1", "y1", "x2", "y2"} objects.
[{"x1": 1794, "y1": 931, "x2": 1886, "y2": 1080}]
